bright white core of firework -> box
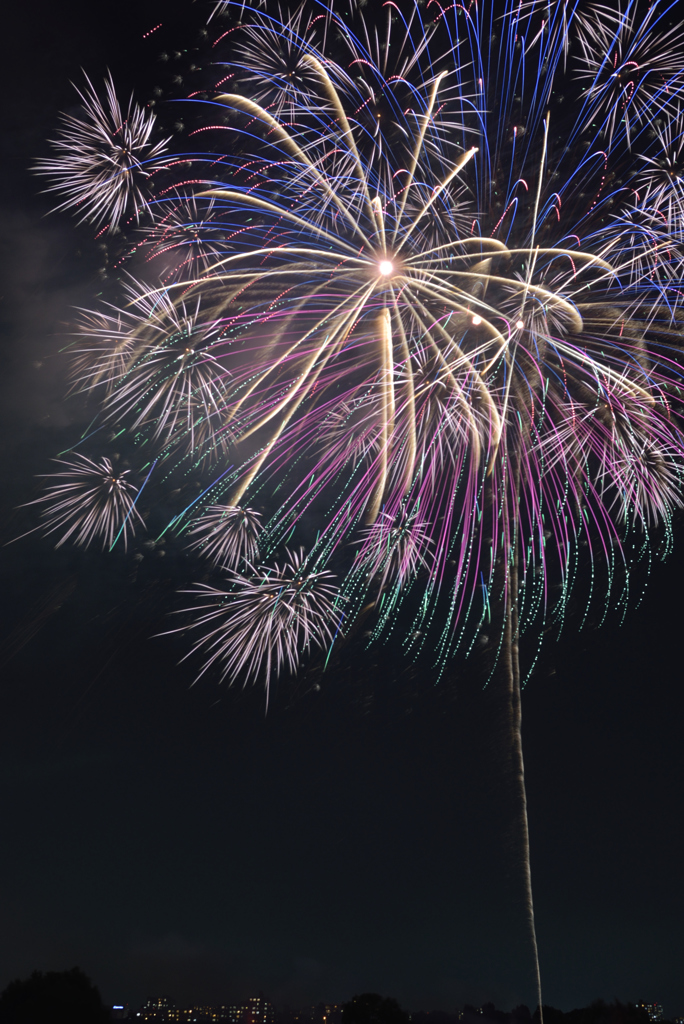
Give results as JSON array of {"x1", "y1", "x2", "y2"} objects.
[{"x1": 378, "y1": 260, "x2": 394, "y2": 276}]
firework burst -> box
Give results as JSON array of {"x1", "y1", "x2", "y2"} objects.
[
  {"x1": 175, "y1": 548, "x2": 340, "y2": 699},
  {"x1": 34, "y1": 72, "x2": 170, "y2": 231},
  {"x1": 574, "y1": 1, "x2": 684, "y2": 145},
  {"x1": 79, "y1": 278, "x2": 233, "y2": 458},
  {"x1": 32, "y1": 0, "x2": 684, "y2": 674},
  {"x1": 137, "y1": 192, "x2": 229, "y2": 281},
  {"x1": 186, "y1": 504, "x2": 262, "y2": 567},
  {"x1": 635, "y1": 110, "x2": 684, "y2": 224},
  {"x1": 28, "y1": 455, "x2": 144, "y2": 551},
  {"x1": 29, "y1": 0, "x2": 684, "y2": 1006}
]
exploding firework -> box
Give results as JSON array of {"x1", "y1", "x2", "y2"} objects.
[
  {"x1": 635, "y1": 110, "x2": 684, "y2": 224},
  {"x1": 28, "y1": 455, "x2": 144, "y2": 551},
  {"x1": 34, "y1": 72, "x2": 170, "y2": 231},
  {"x1": 27, "y1": 0, "x2": 684, "y2": 1004},
  {"x1": 174, "y1": 548, "x2": 340, "y2": 700},
  {"x1": 136, "y1": 192, "x2": 229, "y2": 281},
  {"x1": 574, "y1": 2, "x2": 684, "y2": 145},
  {"x1": 30, "y1": 0, "x2": 684, "y2": 737},
  {"x1": 73, "y1": 277, "x2": 232, "y2": 457},
  {"x1": 186, "y1": 504, "x2": 263, "y2": 567},
  {"x1": 352, "y1": 510, "x2": 433, "y2": 598}
]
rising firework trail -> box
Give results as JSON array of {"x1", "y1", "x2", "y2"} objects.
[{"x1": 26, "y1": 0, "x2": 684, "y2": 1007}]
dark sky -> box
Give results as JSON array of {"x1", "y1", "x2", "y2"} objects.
[{"x1": 1, "y1": 0, "x2": 683, "y2": 1016}]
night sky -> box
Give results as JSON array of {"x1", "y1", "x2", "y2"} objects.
[{"x1": 1, "y1": 0, "x2": 683, "y2": 1016}]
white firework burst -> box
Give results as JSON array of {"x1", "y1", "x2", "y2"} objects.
[
  {"x1": 353, "y1": 509, "x2": 434, "y2": 596},
  {"x1": 177, "y1": 548, "x2": 341, "y2": 695},
  {"x1": 636, "y1": 111, "x2": 684, "y2": 225},
  {"x1": 226, "y1": 3, "x2": 326, "y2": 119},
  {"x1": 93, "y1": 282, "x2": 232, "y2": 458},
  {"x1": 138, "y1": 192, "x2": 229, "y2": 281},
  {"x1": 29, "y1": 454, "x2": 144, "y2": 551},
  {"x1": 34, "y1": 72, "x2": 170, "y2": 230},
  {"x1": 574, "y1": 2, "x2": 684, "y2": 145},
  {"x1": 186, "y1": 505, "x2": 262, "y2": 567},
  {"x1": 69, "y1": 306, "x2": 141, "y2": 395}
]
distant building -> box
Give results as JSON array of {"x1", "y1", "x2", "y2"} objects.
[
  {"x1": 294, "y1": 1004, "x2": 342, "y2": 1024},
  {"x1": 239, "y1": 997, "x2": 275, "y2": 1024},
  {"x1": 138, "y1": 1000, "x2": 175, "y2": 1022},
  {"x1": 636, "y1": 1005, "x2": 663, "y2": 1023},
  {"x1": 136, "y1": 997, "x2": 274, "y2": 1024}
]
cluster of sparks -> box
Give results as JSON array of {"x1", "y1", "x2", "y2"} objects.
[{"x1": 30, "y1": 0, "x2": 684, "y2": 691}]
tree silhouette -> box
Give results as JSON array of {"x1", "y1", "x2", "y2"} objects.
[
  {"x1": 0, "y1": 967, "x2": 110, "y2": 1024},
  {"x1": 342, "y1": 994, "x2": 410, "y2": 1024}
]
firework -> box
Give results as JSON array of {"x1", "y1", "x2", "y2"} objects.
[
  {"x1": 175, "y1": 548, "x2": 340, "y2": 697},
  {"x1": 224, "y1": 3, "x2": 329, "y2": 119},
  {"x1": 34, "y1": 72, "x2": 169, "y2": 230},
  {"x1": 574, "y1": 1, "x2": 684, "y2": 145},
  {"x1": 186, "y1": 505, "x2": 262, "y2": 567},
  {"x1": 635, "y1": 111, "x2": 684, "y2": 225},
  {"x1": 600, "y1": 201, "x2": 684, "y2": 292},
  {"x1": 137, "y1": 192, "x2": 230, "y2": 281},
  {"x1": 30, "y1": 1, "x2": 684, "y2": 1002},
  {"x1": 69, "y1": 304, "x2": 144, "y2": 396},
  {"x1": 28, "y1": 455, "x2": 144, "y2": 551},
  {"x1": 74, "y1": 277, "x2": 233, "y2": 458},
  {"x1": 353, "y1": 511, "x2": 433, "y2": 597},
  {"x1": 33, "y1": 0, "x2": 684, "y2": 683}
]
